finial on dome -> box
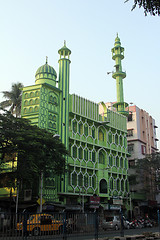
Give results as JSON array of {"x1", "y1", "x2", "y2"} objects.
[
  {"x1": 46, "y1": 56, "x2": 48, "y2": 64},
  {"x1": 64, "y1": 40, "x2": 66, "y2": 46}
]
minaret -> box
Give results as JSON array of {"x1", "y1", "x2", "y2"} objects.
[
  {"x1": 58, "y1": 41, "x2": 71, "y2": 148},
  {"x1": 112, "y1": 34, "x2": 128, "y2": 116}
]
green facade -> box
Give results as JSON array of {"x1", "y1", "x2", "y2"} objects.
[{"x1": 20, "y1": 36, "x2": 129, "y2": 210}]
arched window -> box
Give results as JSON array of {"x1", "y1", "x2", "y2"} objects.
[
  {"x1": 53, "y1": 115, "x2": 56, "y2": 121},
  {"x1": 100, "y1": 179, "x2": 107, "y2": 193},
  {"x1": 92, "y1": 128, "x2": 95, "y2": 138},
  {"x1": 116, "y1": 156, "x2": 119, "y2": 167},
  {"x1": 108, "y1": 132, "x2": 112, "y2": 144},
  {"x1": 72, "y1": 121, "x2": 77, "y2": 133},
  {"x1": 78, "y1": 123, "x2": 83, "y2": 135},
  {"x1": 84, "y1": 175, "x2": 89, "y2": 187},
  {"x1": 84, "y1": 124, "x2": 88, "y2": 136},
  {"x1": 120, "y1": 135, "x2": 123, "y2": 146},
  {"x1": 53, "y1": 97, "x2": 57, "y2": 105},
  {"x1": 92, "y1": 175, "x2": 96, "y2": 188},
  {"x1": 78, "y1": 147, "x2": 83, "y2": 159},
  {"x1": 92, "y1": 151, "x2": 96, "y2": 162},
  {"x1": 117, "y1": 179, "x2": 120, "y2": 191},
  {"x1": 120, "y1": 157, "x2": 123, "y2": 168},
  {"x1": 121, "y1": 179, "x2": 124, "y2": 191},
  {"x1": 109, "y1": 155, "x2": 113, "y2": 166},
  {"x1": 115, "y1": 134, "x2": 118, "y2": 145},
  {"x1": 99, "y1": 152, "x2": 105, "y2": 164},
  {"x1": 99, "y1": 129, "x2": 104, "y2": 141},
  {"x1": 72, "y1": 172, "x2": 77, "y2": 186},
  {"x1": 84, "y1": 149, "x2": 88, "y2": 161},
  {"x1": 73, "y1": 146, "x2": 77, "y2": 158},
  {"x1": 110, "y1": 178, "x2": 113, "y2": 190},
  {"x1": 78, "y1": 173, "x2": 83, "y2": 186}
]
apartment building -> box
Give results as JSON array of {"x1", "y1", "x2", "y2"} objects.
[{"x1": 127, "y1": 105, "x2": 158, "y2": 166}]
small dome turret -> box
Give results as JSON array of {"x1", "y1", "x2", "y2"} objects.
[
  {"x1": 35, "y1": 57, "x2": 57, "y2": 86},
  {"x1": 58, "y1": 41, "x2": 71, "y2": 59}
]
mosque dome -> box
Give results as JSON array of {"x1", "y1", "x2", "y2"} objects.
[{"x1": 35, "y1": 57, "x2": 57, "y2": 86}]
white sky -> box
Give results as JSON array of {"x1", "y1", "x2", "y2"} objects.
[{"x1": 0, "y1": 0, "x2": 160, "y2": 149}]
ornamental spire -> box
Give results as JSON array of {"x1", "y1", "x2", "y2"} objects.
[{"x1": 46, "y1": 56, "x2": 48, "y2": 64}]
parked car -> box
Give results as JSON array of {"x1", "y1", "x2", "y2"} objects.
[
  {"x1": 17, "y1": 213, "x2": 63, "y2": 236},
  {"x1": 101, "y1": 216, "x2": 121, "y2": 230}
]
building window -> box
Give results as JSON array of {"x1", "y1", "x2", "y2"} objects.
[
  {"x1": 84, "y1": 125, "x2": 88, "y2": 136},
  {"x1": 120, "y1": 157, "x2": 123, "y2": 168},
  {"x1": 72, "y1": 172, "x2": 77, "y2": 186},
  {"x1": 78, "y1": 123, "x2": 83, "y2": 135},
  {"x1": 116, "y1": 156, "x2": 119, "y2": 167},
  {"x1": 127, "y1": 113, "x2": 133, "y2": 122},
  {"x1": 99, "y1": 129, "x2": 104, "y2": 141},
  {"x1": 73, "y1": 146, "x2": 77, "y2": 158},
  {"x1": 92, "y1": 128, "x2": 95, "y2": 138},
  {"x1": 78, "y1": 174, "x2": 83, "y2": 186},
  {"x1": 84, "y1": 149, "x2": 88, "y2": 161},
  {"x1": 100, "y1": 179, "x2": 107, "y2": 193},
  {"x1": 99, "y1": 152, "x2": 105, "y2": 164},
  {"x1": 72, "y1": 121, "x2": 77, "y2": 133},
  {"x1": 78, "y1": 147, "x2": 83, "y2": 159},
  {"x1": 128, "y1": 144, "x2": 134, "y2": 154},
  {"x1": 109, "y1": 156, "x2": 113, "y2": 166},
  {"x1": 127, "y1": 129, "x2": 133, "y2": 137},
  {"x1": 141, "y1": 145, "x2": 146, "y2": 155},
  {"x1": 92, "y1": 152, "x2": 96, "y2": 162},
  {"x1": 108, "y1": 132, "x2": 112, "y2": 144}
]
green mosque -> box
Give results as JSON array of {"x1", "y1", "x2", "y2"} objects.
[{"x1": 20, "y1": 35, "x2": 129, "y2": 212}]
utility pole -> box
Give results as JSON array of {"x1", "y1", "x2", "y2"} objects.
[{"x1": 40, "y1": 171, "x2": 43, "y2": 213}]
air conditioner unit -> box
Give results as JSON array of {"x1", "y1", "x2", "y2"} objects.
[{"x1": 24, "y1": 189, "x2": 32, "y2": 201}]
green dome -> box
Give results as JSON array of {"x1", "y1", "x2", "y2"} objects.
[
  {"x1": 35, "y1": 58, "x2": 57, "y2": 86},
  {"x1": 35, "y1": 63, "x2": 57, "y2": 79}
]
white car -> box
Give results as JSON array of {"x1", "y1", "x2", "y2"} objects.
[{"x1": 101, "y1": 216, "x2": 121, "y2": 230}]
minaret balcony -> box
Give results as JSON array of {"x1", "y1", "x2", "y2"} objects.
[
  {"x1": 112, "y1": 53, "x2": 124, "y2": 60},
  {"x1": 112, "y1": 71, "x2": 126, "y2": 79}
]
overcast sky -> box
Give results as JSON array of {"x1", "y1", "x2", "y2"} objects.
[{"x1": 0, "y1": 0, "x2": 159, "y2": 149}]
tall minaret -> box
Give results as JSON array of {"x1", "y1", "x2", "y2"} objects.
[
  {"x1": 112, "y1": 34, "x2": 128, "y2": 116},
  {"x1": 58, "y1": 41, "x2": 71, "y2": 149}
]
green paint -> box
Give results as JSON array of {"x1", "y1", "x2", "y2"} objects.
[
  {"x1": 112, "y1": 34, "x2": 129, "y2": 116},
  {"x1": 19, "y1": 39, "x2": 129, "y2": 209}
]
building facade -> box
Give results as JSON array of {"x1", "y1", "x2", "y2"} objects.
[
  {"x1": 0, "y1": 36, "x2": 130, "y2": 213},
  {"x1": 127, "y1": 105, "x2": 158, "y2": 165}
]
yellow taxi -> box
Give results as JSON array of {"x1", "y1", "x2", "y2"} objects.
[{"x1": 17, "y1": 213, "x2": 63, "y2": 236}]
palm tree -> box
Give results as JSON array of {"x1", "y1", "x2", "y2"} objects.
[{"x1": 0, "y1": 82, "x2": 23, "y2": 117}]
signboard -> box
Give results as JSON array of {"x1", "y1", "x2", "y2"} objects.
[
  {"x1": 109, "y1": 204, "x2": 121, "y2": 210},
  {"x1": 90, "y1": 196, "x2": 100, "y2": 209},
  {"x1": 113, "y1": 199, "x2": 123, "y2": 205}
]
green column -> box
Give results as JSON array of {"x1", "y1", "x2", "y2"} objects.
[
  {"x1": 58, "y1": 41, "x2": 71, "y2": 194},
  {"x1": 58, "y1": 41, "x2": 71, "y2": 149},
  {"x1": 112, "y1": 34, "x2": 128, "y2": 116}
]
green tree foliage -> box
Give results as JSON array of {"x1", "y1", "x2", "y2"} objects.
[
  {"x1": 0, "y1": 110, "x2": 68, "y2": 188},
  {"x1": 0, "y1": 82, "x2": 23, "y2": 117},
  {"x1": 125, "y1": 0, "x2": 160, "y2": 16},
  {"x1": 130, "y1": 152, "x2": 160, "y2": 199}
]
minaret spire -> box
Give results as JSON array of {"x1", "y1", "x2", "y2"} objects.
[
  {"x1": 112, "y1": 34, "x2": 129, "y2": 116},
  {"x1": 46, "y1": 56, "x2": 48, "y2": 64}
]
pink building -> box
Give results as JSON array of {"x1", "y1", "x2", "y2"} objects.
[{"x1": 127, "y1": 105, "x2": 158, "y2": 166}]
